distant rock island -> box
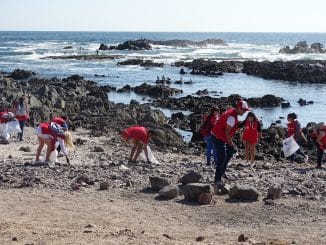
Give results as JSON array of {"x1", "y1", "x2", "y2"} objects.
[
  {"x1": 279, "y1": 41, "x2": 326, "y2": 54},
  {"x1": 99, "y1": 38, "x2": 226, "y2": 51}
]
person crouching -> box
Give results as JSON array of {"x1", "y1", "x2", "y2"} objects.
[
  {"x1": 35, "y1": 122, "x2": 74, "y2": 165},
  {"x1": 121, "y1": 126, "x2": 150, "y2": 163}
]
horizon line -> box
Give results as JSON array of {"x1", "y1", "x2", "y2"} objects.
[{"x1": 1, "y1": 30, "x2": 326, "y2": 34}]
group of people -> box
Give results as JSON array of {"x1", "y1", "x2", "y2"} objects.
[
  {"x1": 200, "y1": 100, "x2": 326, "y2": 187},
  {"x1": 0, "y1": 96, "x2": 74, "y2": 165}
]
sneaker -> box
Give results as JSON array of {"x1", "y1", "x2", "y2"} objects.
[
  {"x1": 304, "y1": 155, "x2": 309, "y2": 164},
  {"x1": 214, "y1": 180, "x2": 223, "y2": 189}
]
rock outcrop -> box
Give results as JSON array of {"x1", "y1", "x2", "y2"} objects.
[{"x1": 279, "y1": 41, "x2": 326, "y2": 54}]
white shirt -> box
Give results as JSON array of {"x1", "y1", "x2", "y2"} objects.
[{"x1": 226, "y1": 116, "x2": 236, "y2": 127}]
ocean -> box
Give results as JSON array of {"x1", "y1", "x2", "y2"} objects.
[{"x1": 0, "y1": 31, "x2": 325, "y2": 129}]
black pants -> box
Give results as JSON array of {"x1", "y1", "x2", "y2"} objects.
[
  {"x1": 212, "y1": 136, "x2": 234, "y2": 182},
  {"x1": 317, "y1": 148, "x2": 324, "y2": 167}
]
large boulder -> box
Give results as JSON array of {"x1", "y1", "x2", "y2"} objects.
[
  {"x1": 149, "y1": 176, "x2": 170, "y2": 191},
  {"x1": 133, "y1": 83, "x2": 182, "y2": 98},
  {"x1": 114, "y1": 39, "x2": 152, "y2": 50},
  {"x1": 229, "y1": 184, "x2": 260, "y2": 201},
  {"x1": 159, "y1": 185, "x2": 179, "y2": 199},
  {"x1": 118, "y1": 59, "x2": 163, "y2": 67},
  {"x1": 183, "y1": 183, "x2": 214, "y2": 201},
  {"x1": 99, "y1": 43, "x2": 109, "y2": 50},
  {"x1": 180, "y1": 171, "x2": 202, "y2": 185}
]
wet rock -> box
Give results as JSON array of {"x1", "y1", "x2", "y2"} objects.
[
  {"x1": 149, "y1": 176, "x2": 170, "y2": 191},
  {"x1": 279, "y1": 41, "x2": 326, "y2": 54},
  {"x1": 180, "y1": 171, "x2": 202, "y2": 185},
  {"x1": 133, "y1": 83, "x2": 182, "y2": 98},
  {"x1": 267, "y1": 184, "x2": 283, "y2": 200},
  {"x1": 111, "y1": 39, "x2": 152, "y2": 50},
  {"x1": 159, "y1": 185, "x2": 179, "y2": 199},
  {"x1": 229, "y1": 184, "x2": 260, "y2": 201},
  {"x1": 99, "y1": 43, "x2": 109, "y2": 50},
  {"x1": 183, "y1": 183, "x2": 214, "y2": 202},
  {"x1": 9, "y1": 69, "x2": 35, "y2": 80},
  {"x1": 118, "y1": 59, "x2": 163, "y2": 67}
]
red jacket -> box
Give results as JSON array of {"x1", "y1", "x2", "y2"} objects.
[
  {"x1": 211, "y1": 108, "x2": 238, "y2": 143},
  {"x1": 201, "y1": 114, "x2": 218, "y2": 137},
  {"x1": 51, "y1": 117, "x2": 68, "y2": 129},
  {"x1": 39, "y1": 122, "x2": 65, "y2": 151},
  {"x1": 122, "y1": 126, "x2": 150, "y2": 144},
  {"x1": 242, "y1": 120, "x2": 260, "y2": 145},
  {"x1": 317, "y1": 126, "x2": 326, "y2": 150}
]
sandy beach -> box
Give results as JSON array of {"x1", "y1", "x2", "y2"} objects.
[{"x1": 0, "y1": 127, "x2": 325, "y2": 245}]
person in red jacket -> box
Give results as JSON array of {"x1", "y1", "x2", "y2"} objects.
[
  {"x1": 287, "y1": 113, "x2": 308, "y2": 163},
  {"x1": 51, "y1": 116, "x2": 68, "y2": 131},
  {"x1": 14, "y1": 96, "x2": 29, "y2": 141},
  {"x1": 241, "y1": 112, "x2": 262, "y2": 164},
  {"x1": 35, "y1": 122, "x2": 74, "y2": 164},
  {"x1": 314, "y1": 123, "x2": 326, "y2": 169},
  {"x1": 211, "y1": 100, "x2": 250, "y2": 187},
  {"x1": 0, "y1": 111, "x2": 15, "y2": 141},
  {"x1": 200, "y1": 107, "x2": 220, "y2": 166},
  {"x1": 122, "y1": 126, "x2": 150, "y2": 163}
]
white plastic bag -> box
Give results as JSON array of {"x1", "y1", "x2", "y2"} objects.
[
  {"x1": 0, "y1": 123, "x2": 10, "y2": 140},
  {"x1": 282, "y1": 135, "x2": 300, "y2": 158},
  {"x1": 7, "y1": 120, "x2": 22, "y2": 134},
  {"x1": 142, "y1": 145, "x2": 160, "y2": 165}
]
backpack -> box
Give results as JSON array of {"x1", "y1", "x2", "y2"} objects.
[{"x1": 16, "y1": 104, "x2": 27, "y2": 116}]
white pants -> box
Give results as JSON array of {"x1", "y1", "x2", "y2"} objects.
[{"x1": 0, "y1": 123, "x2": 9, "y2": 140}]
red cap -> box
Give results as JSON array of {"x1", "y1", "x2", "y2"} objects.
[{"x1": 236, "y1": 101, "x2": 251, "y2": 111}]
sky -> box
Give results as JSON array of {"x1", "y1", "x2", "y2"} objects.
[{"x1": 0, "y1": 0, "x2": 325, "y2": 32}]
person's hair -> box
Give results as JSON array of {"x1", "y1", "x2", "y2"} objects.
[
  {"x1": 61, "y1": 115, "x2": 68, "y2": 120},
  {"x1": 19, "y1": 96, "x2": 25, "y2": 105},
  {"x1": 245, "y1": 111, "x2": 259, "y2": 122},
  {"x1": 219, "y1": 107, "x2": 226, "y2": 114},
  {"x1": 64, "y1": 132, "x2": 74, "y2": 149},
  {"x1": 287, "y1": 113, "x2": 297, "y2": 120},
  {"x1": 209, "y1": 107, "x2": 220, "y2": 115}
]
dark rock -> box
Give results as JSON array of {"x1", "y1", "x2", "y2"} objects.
[
  {"x1": 149, "y1": 176, "x2": 170, "y2": 191},
  {"x1": 229, "y1": 184, "x2": 260, "y2": 201},
  {"x1": 196, "y1": 89, "x2": 209, "y2": 96},
  {"x1": 180, "y1": 171, "x2": 202, "y2": 185},
  {"x1": 183, "y1": 183, "x2": 214, "y2": 201},
  {"x1": 133, "y1": 83, "x2": 182, "y2": 98},
  {"x1": 159, "y1": 185, "x2": 179, "y2": 199},
  {"x1": 118, "y1": 59, "x2": 163, "y2": 67},
  {"x1": 238, "y1": 234, "x2": 249, "y2": 242},
  {"x1": 279, "y1": 41, "x2": 326, "y2": 54},
  {"x1": 9, "y1": 69, "x2": 35, "y2": 80},
  {"x1": 267, "y1": 185, "x2": 283, "y2": 200},
  {"x1": 196, "y1": 236, "x2": 205, "y2": 242},
  {"x1": 111, "y1": 39, "x2": 152, "y2": 50},
  {"x1": 19, "y1": 146, "x2": 31, "y2": 152},
  {"x1": 12, "y1": 237, "x2": 18, "y2": 241},
  {"x1": 281, "y1": 101, "x2": 291, "y2": 108},
  {"x1": 63, "y1": 46, "x2": 73, "y2": 49},
  {"x1": 99, "y1": 43, "x2": 109, "y2": 50},
  {"x1": 99, "y1": 182, "x2": 109, "y2": 190}
]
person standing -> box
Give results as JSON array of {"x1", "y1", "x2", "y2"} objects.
[
  {"x1": 241, "y1": 112, "x2": 262, "y2": 164},
  {"x1": 14, "y1": 96, "x2": 29, "y2": 141},
  {"x1": 287, "y1": 113, "x2": 308, "y2": 163},
  {"x1": 211, "y1": 100, "x2": 250, "y2": 187},
  {"x1": 313, "y1": 123, "x2": 326, "y2": 169},
  {"x1": 200, "y1": 107, "x2": 220, "y2": 166}
]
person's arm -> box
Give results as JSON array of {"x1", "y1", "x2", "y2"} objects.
[{"x1": 225, "y1": 125, "x2": 234, "y2": 147}]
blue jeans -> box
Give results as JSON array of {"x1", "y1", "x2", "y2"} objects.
[
  {"x1": 212, "y1": 136, "x2": 235, "y2": 182},
  {"x1": 18, "y1": 120, "x2": 26, "y2": 141},
  {"x1": 204, "y1": 135, "x2": 218, "y2": 165}
]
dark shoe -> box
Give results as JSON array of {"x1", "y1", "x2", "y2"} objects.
[{"x1": 214, "y1": 180, "x2": 223, "y2": 189}]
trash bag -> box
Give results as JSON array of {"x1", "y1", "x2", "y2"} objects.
[
  {"x1": 140, "y1": 145, "x2": 160, "y2": 164},
  {"x1": 7, "y1": 120, "x2": 22, "y2": 134},
  {"x1": 146, "y1": 145, "x2": 160, "y2": 165},
  {"x1": 282, "y1": 135, "x2": 300, "y2": 158},
  {"x1": 0, "y1": 123, "x2": 10, "y2": 140}
]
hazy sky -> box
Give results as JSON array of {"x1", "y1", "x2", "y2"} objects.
[{"x1": 0, "y1": 0, "x2": 325, "y2": 32}]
